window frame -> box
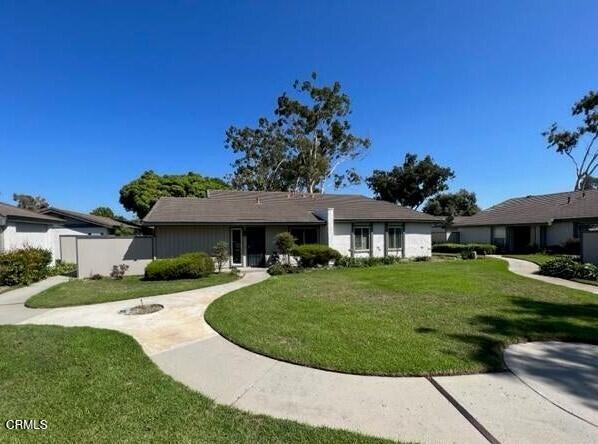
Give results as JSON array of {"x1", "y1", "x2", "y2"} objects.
[
  {"x1": 289, "y1": 226, "x2": 319, "y2": 246},
  {"x1": 353, "y1": 225, "x2": 371, "y2": 251},
  {"x1": 386, "y1": 224, "x2": 403, "y2": 251}
]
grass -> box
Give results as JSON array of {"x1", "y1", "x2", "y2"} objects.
[
  {"x1": 26, "y1": 273, "x2": 238, "y2": 308},
  {"x1": 502, "y1": 253, "x2": 561, "y2": 266},
  {"x1": 205, "y1": 259, "x2": 598, "y2": 376},
  {"x1": 0, "y1": 325, "x2": 387, "y2": 444}
]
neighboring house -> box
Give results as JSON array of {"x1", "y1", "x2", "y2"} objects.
[
  {"x1": 143, "y1": 190, "x2": 439, "y2": 267},
  {"x1": 0, "y1": 202, "x2": 64, "y2": 257},
  {"x1": 450, "y1": 190, "x2": 598, "y2": 252},
  {"x1": 39, "y1": 207, "x2": 139, "y2": 261}
]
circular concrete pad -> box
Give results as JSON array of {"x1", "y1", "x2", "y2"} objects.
[{"x1": 504, "y1": 341, "x2": 598, "y2": 426}]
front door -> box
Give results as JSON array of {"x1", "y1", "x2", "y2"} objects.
[
  {"x1": 245, "y1": 227, "x2": 265, "y2": 267},
  {"x1": 510, "y1": 226, "x2": 531, "y2": 252}
]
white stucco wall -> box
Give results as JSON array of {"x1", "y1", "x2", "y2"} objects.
[
  {"x1": 404, "y1": 223, "x2": 433, "y2": 258},
  {"x1": 331, "y1": 222, "x2": 352, "y2": 256},
  {"x1": 372, "y1": 223, "x2": 385, "y2": 257},
  {"x1": 458, "y1": 226, "x2": 492, "y2": 244},
  {"x1": 546, "y1": 221, "x2": 574, "y2": 246},
  {"x1": 1, "y1": 221, "x2": 55, "y2": 259}
]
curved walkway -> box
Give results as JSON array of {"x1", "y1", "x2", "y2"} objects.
[
  {"x1": 3, "y1": 267, "x2": 597, "y2": 444},
  {"x1": 492, "y1": 255, "x2": 598, "y2": 293}
]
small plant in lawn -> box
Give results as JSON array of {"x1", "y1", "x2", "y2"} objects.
[
  {"x1": 110, "y1": 264, "x2": 129, "y2": 280},
  {"x1": 460, "y1": 247, "x2": 477, "y2": 260},
  {"x1": 274, "y1": 232, "x2": 296, "y2": 265},
  {"x1": 89, "y1": 274, "x2": 103, "y2": 280},
  {"x1": 212, "y1": 241, "x2": 230, "y2": 272}
]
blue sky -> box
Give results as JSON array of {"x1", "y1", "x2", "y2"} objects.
[{"x1": 1, "y1": 1, "x2": 596, "y2": 216}]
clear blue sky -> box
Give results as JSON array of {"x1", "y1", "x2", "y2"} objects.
[{"x1": 1, "y1": 1, "x2": 596, "y2": 216}]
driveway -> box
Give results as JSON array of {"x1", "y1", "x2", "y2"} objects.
[{"x1": 5, "y1": 268, "x2": 597, "y2": 444}]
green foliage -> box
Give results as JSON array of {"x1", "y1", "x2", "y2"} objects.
[
  {"x1": 212, "y1": 241, "x2": 230, "y2": 272},
  {"x1": 90, "y1": 206, "x2": 116, "y2": 218},
  {"x1": 0, "y1": 247, "x2": 52, "y2": 286},
  {"x1": 539, "y1": 257, "x2": 585, "y2": 280},
  {"x1": 48, "y1": 262, "x2": 77, "y2": 277},
  {"x1": 367, "y1": 153, "x2": 455, "y2": 209},
  {"x1": 460, "y1": 247, "x2": 477, "y2": 260},
  {"x1": 267, "y1": 263, "x2": 304, "y2": 276},
  {"x1": 274, "y1": 232, "x2": 296, "y2": 264},
  {"x1": 433, "y1": 243, "x2": 497, "y2": 255},
  {"x1": 335, "y1": 255, "x2": 404, "y2": 268},
  {"x1": 423, "y1": 189, "x2": 480, "y2": 217},
  {"x1": 119, "y1": 170, "x2": 229, "y2": 218},
  {"x1": 12, "y1": 193, "x2": 49, "y2": 211},
  {"x1": 145, "y1": 252, "x2": 214, "y2": 281},
  {"x1": 543, "y1": 90, "x2": 598, "y2": 190},
  {"x1": 226, "y1": 73, "x2": 371, "y2": 192},
  {"x1": 547, "y1": 238, "x2": 581, "y2": 255},
  {"x1": 110, "y1": 264, "x2": 129, "y2": 280},
  {"x1": 291, "y1": 244, "x2": 341, "y2": 267}
]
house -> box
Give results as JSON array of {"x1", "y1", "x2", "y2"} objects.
[
  {"x1": 0, "y1": 202, "x2": 64, "y2": 257},
  {"x1": 143, "y1": 190, "x2": 439, "y2": 267},
  {"x1": 450, "y1": 190, "x2": 598, "y2": 252},
  {"x1": 39, "y1": 207, "x2": 139, "y2": 261}
]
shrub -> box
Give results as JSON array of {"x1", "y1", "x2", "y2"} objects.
[
  {"x1": 267, "y1": 263, "x2": 303, "y2": 276},
  {"x1": 291, "y1": 244, "x2": 341, "y2": 267},
  {"x1": 539, "y1": 257, "x2": 581, "y2": 280},
  {"x1": 48, "y1": 262, "x2": 77, "y2": 277},
  {"x1": 413, "y1": 256, "x2": 431, "y2": 262},
  {"x1": 576, "y1": 263, "x2": 598, "y2": 281},
  {"x1": 274, "y1": 232, "x2": 296, "y2": 265},
  {"x1": 145, "y1": 252, "x2": 214, "y2": 280},
  {"x1": 433, "y1": 243, "x2": 497, "y2": 255},
  {"x1": 335, "y1": 255, "x2": 403, "y2": 268},
  {"x1": 89, "y1": 274, "x2": 103, "y2": 280},
  {"x1": 460, "y1": 247, "x2": 477, "y2": 260},
  {"x1": 212, "y1": 241, "x2": 229, "y2": 272},
  {"x1": 0, "y1": 247, "x2": 52, "y2": 286},
  {"x1": 110, "y1": 264, "x2": 129, "y2": 280}
]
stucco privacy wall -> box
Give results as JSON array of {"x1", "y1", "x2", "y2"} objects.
[
  {"x1": 76, "y1": 236, "x2": 153, "y2": 278},
  {"x1": 59, "y1": 236, "x2": 78, "y2": 263},
  {"x1": 459, "y1": 226, "x2": 492, "y2": 244},
  {"x1": 52, "y1": 227, "x2": 108, "y2": 260},
  {"x1": 404, "y1": 223, "x2": 433, "y2": 258},
  {"x1": 582, "y1": 231, "x2": 598, "y2": 264}
]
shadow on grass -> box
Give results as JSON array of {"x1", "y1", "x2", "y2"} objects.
[{"x1": 447, "y1": 297, "x2": 598, "y2": 409}]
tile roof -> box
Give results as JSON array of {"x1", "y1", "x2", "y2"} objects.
[
  {"x1": 0, "y1": 202, "x2": 64, "y2": 224},
  {"x1": 143, "y1": 190, "x2": 440, "y2": 225},
  {"x1": 453, "y1": 190, "x2": 598, "y2": 227}
]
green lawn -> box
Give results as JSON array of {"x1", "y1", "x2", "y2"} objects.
[
  {"x1": 0, "y1": 326, "x2": 387, "y2": 444},
  {"x1": 503, "y1": 253, "x2": 561, "y2": 266},
  {"x1": 205, "y1": 259, "x2": 598, "y2": 376},
  {"x1": 26, "y1": 273, "x2": 238, "y2": 308}
]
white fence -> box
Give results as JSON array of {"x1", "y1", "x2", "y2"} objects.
[{"x1": 60, "y1": 236, "x2": 154, "y2": 278}]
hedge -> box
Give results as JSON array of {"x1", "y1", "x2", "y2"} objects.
[
  {"x1": 0, "y1": 247, "x2": 52, "y2": 286},
  {"x1": 539, "y1": 257, "x2": 597, "y2": 281},
  {"x1": 291, "y1": 244, "x2": 341, "y2": 267},
  {"x1": 432, "y1": 243, "x2": 497, "y2": 255},
  {"x1": 145, "y1": 252, "x2": 214, "y2": 280}
]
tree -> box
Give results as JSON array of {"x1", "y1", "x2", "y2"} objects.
[
  {"x1": 226, "y1": 73, "x2": 371, "y2": 193},
  {"x1": 544, "y1": 90, "x2": 598, "y2": 191},
  {"x1": 119, "y1": 171, "x2": 229, "y2": 219},
  {"x1": 422, "y1": 189, "x2": 480, "y2": 217},
  {"x1": 212, "y1": 241, "x2": 229, "y2": 272},
  {"x1": 366, "y1": 154, "x2": 455, "y2": 209},
  {"x1": 90, "y1": 206, "x2": 116, "y2": 218},
  {"x1": 274, "y1": 232, "x2": 296, "y2": 265},
  {"x1": 13, "y1": 193, "x2": 49, "y2": 211}
]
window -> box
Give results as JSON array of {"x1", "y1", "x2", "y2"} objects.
[
  {"x1": 353, "y1": 226, "x2": 370, "y2": 251},
  {"x1": 387, "y1": 225, "x2": 403, "y2": 250},
  {"x1": 289, "y1": 227, "x2": 318, "y2": 245}
]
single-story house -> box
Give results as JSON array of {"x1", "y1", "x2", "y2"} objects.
[
  {"x1": 143, "y1": 190, "x2": 440, "y2": 267},
  {"x1": 0, "y1": 202, "x2": 64, "y2": 258},
  {"x1": 448, "y1": 190, "x2": 598, "y2": 252}
]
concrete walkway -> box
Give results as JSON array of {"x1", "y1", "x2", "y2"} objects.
[
  {"x1": 493, "y1": 255, "x2": 598, "y2": 293},
  {"x1": 5, "y1": 268, "x2": 598, "y2": 443}
]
